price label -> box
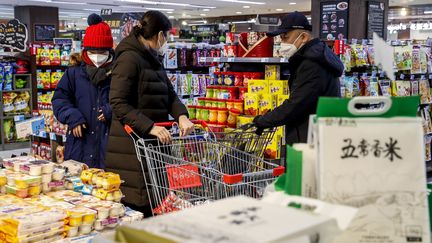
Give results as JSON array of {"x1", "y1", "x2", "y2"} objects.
[
  {"x1": 429, "y1": 75, "x2": 432, "y2": 80},
  {"x1": 410, "y1": 75, "x2": 415, "y2": 80},
  {"x1": 261, "y1": 58, "x2": 269, "y2": 63},
  {"x1": 49, "y1": 132, "x2": 57, "y2": 141},
  {"x1": 213, "y1": 58, "x2": 220, "y2": 62},
  {"x1": 280, "y1": 58, "x2": 288, "y2": 63},
  {"x1": 400, "y1": 74, "x2": 405, "y2": 80},
  {"x1": 227, "y1": 58, "x2": 235, "y2": 62}
]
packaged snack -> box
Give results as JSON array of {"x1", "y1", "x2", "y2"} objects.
[
  {"x1": 56, "y1": 146, "x2": 65, "y2": 163},
  {"x1": 81, "y1": 169, "x2": 104, "y2": 185},
  {"x1": 419, "y1": 79, "x2": 431, "y2": 104},
  {"x1": 265, "y1": 65, "x2": 280, "y2": 80},
  {"x1": 420, "y1": 47, "x2": 429, "y2": 73},
  {"x1": 14, "y1": 92, "x2": 31, "y2": 114},
  {"x1": 277, "y1": 95, "x2": 289, "y2": 107},
  {"x1": 426, "y1": 136, "x2": 431, "y2": 162},
  {"x1": 0, "y1": 63, "x2": 5, "y2": 90},
  {"x1": 378, "y1": 79, "x2": 392, "y2": 97},
  {"x1": 51, "y1": 70, "x2": 63, "y2": 88},
  {"x1": 411, "y1": 48, "x2": 421, "y2": 74},
  {"x1": 5, "y1": 185, "x2": 28, "y2": 198},
  {"x1": 20, "y1": 162, "x2": 42, "y2": 176},
  {"x1": 234, "y1": 73, "x2": 243, "y2": 86},
  {"x1": 395, "y1": 80, "x2": 412, "y2": 96},
  {"x1": 394, "y1": 46, "x2": 412, "y2": 71},
  {"x1": 40, "y1": 46, "x2": 51, "y2": 65},
  {"x1": 259, "y1": 94, "x2": 274, "y2": 115},
  {"x1": 99, "y1": 172, "x2": 122, "y2": 191},
  {"x1": 352, "y1": 76, "x2": 361, "y2": 97},
  {"x1": 43, "y1": 70, "x2": 51, "y2": 89},
  {"x1": 61, "y1": 45, "x2": 71, "y2": 66},
  {"x1": 359, "y1": 76, "x2": 370, "y2": 96},
  {"x1": 217, "y1": 108, "x2": 228, "y2": 125},
  {"x1": 248, "y1": 79, "x2": 269, "y2": 94},
  {"x1": 411, "y1": 80, "x2": 419, "y2": 96},
  {"x1": 208, "y1": 108, "x2": 218, "y2": 124},
  {"x1": 227, "y1": 109, "x2": 241, "y2": 128},
  {"x1": 3, "y1": 119, "x2": 16, "y2": 143},
  {"x1": 0, "y1": 171, "x2": 6, "y2": 187},
  {"x1": 36, "y1": 70, "x2": 44, "y2": 89},
  {"x1": 369, "y1": 79, "x2": 380, "y2": 97},
  {"x1": 15, "y1": 175, "x2": 41, "y2": 189},
  {"x1": 50, "y1": 46, "x2": 61, "y2": 66},
  {"x1": 244, "y1": 93, "x2": 259, "y2": 116},
  {"x1": 3, "y1": 63, "x2": 13, "y2": 91},
  {"x1": 224, "y1": 72, "x2": 235, "y2": 86},
  {"x1": 269, "y1": 80, "x2": 289, "y2": 95}
]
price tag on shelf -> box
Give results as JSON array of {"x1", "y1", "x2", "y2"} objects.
[
  {"x1": 213, "y1": 57, "x2": 220, "y2": 62},
  {"x1": 261, "y1": 58, "x2": 269, "y2": 63},
  {"x1": 199, "y1": 57, "x2": 206, "y2": 63},
  {"x1": 227, "y1": 58, "x2": 235, "y2": 62},
  {"x1": 429, "y1": 74, "x2": 432, "y2": 80},
  {"x1": 400, "y1": 74, "x2": 405, "y2": 80},
  {"x1": 14, "y1": 115, "x2": 25, "y2": 122},
  {"x1": 16, "y1": 117, "x2": 45, "y2": 139},
  {"x1": 49, "y1": 132, "x2": 57, "y2": 141},
  {"x1": 410, "y1": 75, "x2": 415, "y2": 80},
  {"x1": 63, "y1": 135, "x2": 67, "y2": 143},
  {"x1": 421, "y1": 75, "x2": 426, "y2": 80},
  {"x1": 280, "y1": 58, "x2": 288, "y2": 63}
]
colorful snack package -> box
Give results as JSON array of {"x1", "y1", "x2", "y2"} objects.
[
  {"x1": 359, "y1": 76, "x2": 370, "y2": 96},
  {"x1": 394, "y1": 46, "x2": 412, "y2": 71},
  {"x1": 265, "y1": 65, "x2": 280, "y2": 80},
  {"x1": 378, "y1": 79, "x2": 392, "y2": 97},
  {"x1": 14, "y1": 92, "x2": 31, "y2": 114},
  {"x1": 51, "y1": 70, "x2": 63, "y2": 89},
  {"x1": 244, "y1": 93, "x2": 259, "y2": 116},
  {"x1": 3, "y1": 119, "x2": 16, "y2": 143},
  {"x1": 259, "y1": 94, "x2": 274, "y2": 115},
  {"x1": 61, "y1": 45, "x2": 71, "y2": 66},
  {"x1": 419, "y1": 79, "x2": 431, "y2": 104},
  {"x1": 50, "y1": 46, "x2": 61, "y2": 66},
  {"x1": 3, "y1": 63, "x2": 13, "y2": 91},
  {"x1": 411, "y1": 48, "x2": 421, "y2": 74},
  {"x1": 3, "y1": 92, "x2": 17, "y2": 114},
  {"x1": 343, "y1": 76, "x2": 353, "y2": 98},
  {"x1": 369, "y1": 77, "x2": 379, "y2": 97},
  {"x1": 40, "y1": 46, "x2": 51, "y2": 66},
  {"x1": 395, "y1": 80, "x2": 411, "y2": 97},
  {"x1": 352, "y1": 76, "x2": 360, "y2": 97},
  {"x1": 0, "y1": 63, "x2": 4, "y2": 90},
  {"x1": 411, "y1": 80, "x2": 419, "y2": 96},
  {"x1": 43, "y1": 70, "x2": 52, "y2": 90},
  {"x1": 36, "y1": 70, "x2": 44, "y2": 89},
  {"x1": 420, "y1": 47, "x2": 429, "y2": 73},
  {"x1": 248, "y1": 80, "x2": 269, "y2": 94}
]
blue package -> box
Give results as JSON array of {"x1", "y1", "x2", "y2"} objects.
[
  {"x1": 0, "y1": 63, "x2": 4, "y2": 90},
  {"x1": 4, "y1": 63, "x2": 13, "y2": 91}
]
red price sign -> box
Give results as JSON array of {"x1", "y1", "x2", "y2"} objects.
[{"x1": 166, "y1": 164, "x2": 202, "y2": 190}]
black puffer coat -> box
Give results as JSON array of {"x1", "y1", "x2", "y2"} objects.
[
  {"x1": 254, "y1": 38, "x2": 343, "y2": 145},
  {"x1": 105, "y1": 29, "x2": 188, "y2": 207}
]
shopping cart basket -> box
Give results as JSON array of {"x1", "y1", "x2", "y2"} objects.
[
  {"x1": 208, "y1": 123, "x2": 277, "y2": 158},
  {"x1": 125, "y1": 120, "x2": 285, "y2": 216}
]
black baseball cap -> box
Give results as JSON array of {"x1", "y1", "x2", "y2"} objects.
[{"x1": 267, "y1": 11, "x2": 312, "y2": 37}]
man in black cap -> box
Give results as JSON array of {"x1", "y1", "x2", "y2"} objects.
[{"x1": 254, "y1": 11, "x2": 344, "y2": 145}]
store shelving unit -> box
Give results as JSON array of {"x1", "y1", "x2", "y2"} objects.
[{"x1": 199, "y1": 57, "x2": 289, "y2": 63}]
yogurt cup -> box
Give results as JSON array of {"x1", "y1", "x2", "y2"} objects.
[{"x1": 79, "y1": 224, "x2": 92, "y2": 235}]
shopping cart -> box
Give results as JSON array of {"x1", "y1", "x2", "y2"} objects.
[
  {"x1": 125, "y1": 120, "x2": 285, "y2": 216},
  {"x1": 208, "y1": 123, "x2": 277, "y2": 158}
]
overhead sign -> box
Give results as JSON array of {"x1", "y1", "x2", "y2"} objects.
[
  {"x1": 0, "y1": 19, "x2": 28, "y2": 52},
  {"x1": 101, "y1": 9, "x2": 112, "y2": 16},
  {"x1": 367, "y1": 1, "x2": 385, "y2": 39},
  {"x1": 256, "y1": 15, "x2": 281, "y2": 26},
  {"x1": 320, "y1": 1, "x2": 349, "y2": 40},
  {"x1": 34, "y1": 24, "x2": 56, "y2": 42}
]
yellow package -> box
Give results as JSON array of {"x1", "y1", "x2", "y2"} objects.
[
  {"x1": 264, "y1": 128, "x2": 284, "y2": 159},
  {"x1": 244, "y1": 93, "x2": 260, "y2": 116},
  {"x1": 277, "y1": 95, "x2": 290, "y2": 106},
  {"x1": 269, "y1": 80, "x2": 289, "y2": 95},
  {"x1": 80, "y1": 169, "x2": 104, "y2": 185},
  {"x1": 237, "y1": 115, "x2": 255, "y2": 128},
  {"x1": 248, "y1": 80, "x2": 269, "y2": 94},
  {"x1": 100, "y1": 172, "x2": 121, "y2": 191},
  {"x1": 259, "y1": 94, "x2": 275, "y2": 115},
  {"x1": 265, "y1": 65, "x2": 280, "y2": 80}
]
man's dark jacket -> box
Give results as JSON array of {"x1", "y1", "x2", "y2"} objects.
[{"x1": 254, "y1": 38, "x2": 344, "y2": 145}]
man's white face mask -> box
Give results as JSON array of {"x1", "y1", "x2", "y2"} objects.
[
  {"x1": 88, "y1": 51, "x2": 110, "y2": 67},
  {"x1": 279, "y1": 32, "x2": 306, "y2": 59}
]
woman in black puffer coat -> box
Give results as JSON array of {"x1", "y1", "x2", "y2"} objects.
[{"x1": 105, "y1": 11, "x2": 194, "y2": 216}]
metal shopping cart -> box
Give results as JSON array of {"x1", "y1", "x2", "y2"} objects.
[
  {"x1": 125, "y1": 120, "x2": 284, "y2": 216},
  {"x1": 208, "y1": 123, "x2": 277, "y2": 158}
]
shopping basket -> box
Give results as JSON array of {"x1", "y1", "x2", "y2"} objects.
[
  {"x1": 125, "y1": 120, "x2": 285, "y2": 216},
  {"x1": 208, "y1": 123, "x2": 277, "y2": 158}
]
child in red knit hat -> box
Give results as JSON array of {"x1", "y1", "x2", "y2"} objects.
[{"x1": 52, "y1": 13, "x2": 114, "y2": 169}]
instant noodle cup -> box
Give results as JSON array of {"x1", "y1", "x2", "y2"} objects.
[
  {"x1": 217, "y1": 108, "x2": 229, "y2": 125},
  {"x1": 69, "y1": 212, "x2": 83, "y2": 227},
  {"x1": 79, "y1": 224, "x2": 92, "y2": 235},
  {"x1": 209, "y1": 108, "x2": 218, "y2": 124},
  {"x1": 66, "y1": 226, "x2": 79, "y2": 237}
]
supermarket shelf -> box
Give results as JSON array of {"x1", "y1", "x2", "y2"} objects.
[
  {"x1": 2, "y1": 141, "x2": 30, "y2": 151},
  {"x1": 36, "y1": 65, "x2": 68, "y2": 69},
  {"x1": 1, "y1": 114, "x2": 32, "y2": 120},
  {"x1": 1, "y1": 88, "x2": 31, "y2": 93},
  {"x1": 0, "y1": 52, "x2": 21, "y2": 57},
  {"x1": 199, "y1": 57, "x2": 289, "y2": 64},
  {"x1": 32, "y1": 131, "x2": 67, "y2": 142}
]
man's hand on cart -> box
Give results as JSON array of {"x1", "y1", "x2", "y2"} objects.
[
  {"x1": 149, "y1": 126, "x2": 172, "y2": 144},
  {"x1": 178, "y1": 115, "x2": 194, "y2": 137},
  {"x1": 71, "y1": 124, "x2": 86, "y2": 138}
]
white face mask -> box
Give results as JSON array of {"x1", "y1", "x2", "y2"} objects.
[
  {"x1": 157, "y1": 32, "x2": 168, "y2": 56},
  {"x1": 279, "y1": 32, "x2": 306, "y2": 59},
  {"x1": 88, "y1": 51, "x2": 109, "y2": 67}
]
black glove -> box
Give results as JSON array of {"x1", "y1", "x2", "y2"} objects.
[{"x1": 253, "y1": 115, "x2": 264, "y2": 136}]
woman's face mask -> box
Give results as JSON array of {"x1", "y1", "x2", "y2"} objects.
[
  {"x1": 88, "y1": 50, "x2": 109, "y2": 67},
  {"x1": 279, "y1": 32, "x2": 306, "y2": 59}
]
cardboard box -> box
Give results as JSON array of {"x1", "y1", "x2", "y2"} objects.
[
  {"x1": 259, "y1": 94, "x2": 275, "y2": 115},
  {"x1": 265, "y1": 65, "x2": 280, "y2": 80},
  {"x1": 114, "y1": 196, "x2": 340, "y2": 243},
  {"x1": 248, "y1": 80, "x2": 269, "y2": 95},
  {"x1": 277, "y1": 95, "x2": 290, "y2": 106},
  {"x1": 244, "y1": 93, "x2": 259, "y2": 116},
  {"x1": 269, "y1": 80, "x2": 289, "y2": 95}
]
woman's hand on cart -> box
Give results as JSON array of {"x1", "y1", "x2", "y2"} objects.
[
  {"x1": 178, "y1": 115, "x2": 194, "y2": 137},
  {"x1": 149, "y1": 125, "x2": 172, "y2": 144}
]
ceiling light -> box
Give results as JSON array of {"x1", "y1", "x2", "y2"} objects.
[
  {"x1": 118, "y1": 0, "x2": 216, "y2": 9},
  {"x1": 167, "y1": 11, "x2": 173, "y2": 14},
  {"x1": 203, "y1": 9, "x2": 210, "y2": 12},
  {"x1": 144, "y1": 7, "x2": 174, "y2": 11},
  {"x1": 182, "y1": 13, "x2": 187, "y2": 17},
  {"x1": 289, "y1": 2, "x2": 296, "y2": 5},
  {"x1": 83, "y1": 9, "x2": 100, "y2": 12},
  {"x1": 400, "y1": 8, "x2": 407, "y2": 16},
  {"x1": 424, "y1": 10, "x2": 432, "y2": 14},
  {"x1": 168, "y1": 16, "x2": 175, "y2": 19},
  {"x1": 215, "y1": 0, "x2": 265, "y2": 5},
  {"x1": 276, "y1": 8, "x2": 283, "y2": 11},
  {"x1": 243, "y1": 5, "x2": 250, "y2": 8},
  {"x1": 53, "y1": 1, "x2": 85, "y2": 4},
  {"x1": 182, "y1": 20, "x2": 187, "y2": 26},
  {"x1": 236, "y1": 11, "x2": 242, "y2": 14},
  {"x1": 200, "y1": 13, "x2": 207, "y2": 16}
]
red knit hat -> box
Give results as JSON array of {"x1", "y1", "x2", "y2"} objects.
[{"x1": 83, "y1": 14, "x2": 113, "y2": 50}]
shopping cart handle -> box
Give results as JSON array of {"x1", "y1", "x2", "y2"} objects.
[
  {"x1": 124, "y1": 125, "x2": 134, "y2": 135},
  {"x1": 154, "y1": 120, "x2": 208, "y2": 128}
]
